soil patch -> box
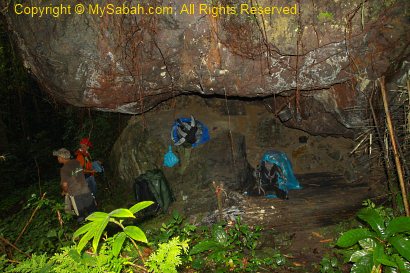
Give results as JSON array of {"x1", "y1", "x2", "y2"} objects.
[{"x1": 240, "y1": 172, "x2": 378, "y2": 272}]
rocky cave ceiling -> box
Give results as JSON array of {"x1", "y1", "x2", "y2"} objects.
[{"x1": 2, "y1": 0, "x2": 409, "y2": 136}]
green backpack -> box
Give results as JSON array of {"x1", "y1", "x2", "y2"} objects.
[{"x1": 133, "y1": 169, "x2": 174, "y2": 214}]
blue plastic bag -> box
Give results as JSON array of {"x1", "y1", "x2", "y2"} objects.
[
  {"x1": 256, "y1": 150, "x2": 302, "y2": 199},
  {"x1": 261, "y1": 150, "x2": 302, "y2": 191},
  {"x1": 163, "y1": 145, "x2": 179, "y2": 168}
]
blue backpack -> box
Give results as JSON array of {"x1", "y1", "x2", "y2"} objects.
[{"x1": 171, "y1": 116, "x2": 210, "y2": 148}]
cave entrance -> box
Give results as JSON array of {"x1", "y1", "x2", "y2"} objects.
[
  {"x1": 159, "y1": 94, "x2": 356, "y2": 175},
  {"x1": 112, "y1": 94, "x2": 382, "y2": 232}
]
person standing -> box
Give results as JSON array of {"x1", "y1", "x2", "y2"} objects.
[
  {"x1": 53, "y1": 148, "x2": 96, "y2": 221},
  {"x1": 75, "y1": 138, "x2": 97, "y2": 197}
]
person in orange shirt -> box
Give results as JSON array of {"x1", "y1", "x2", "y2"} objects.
[{"x1": 75, "y1": 138, "x2": 97, "y2": 197}]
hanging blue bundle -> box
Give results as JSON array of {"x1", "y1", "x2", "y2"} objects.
[
  {"x1": 163, "y1": 145, "x2": 179, "y2": 167},
  {"x1": 92, "y1": 161, "x2": 104, "y2": 173},
  {"x1": 261, "y1": 150, "x2": 302, "y2": 191},
  {"x1": 171, "y1": 117, "x2": 210, "y2": 147}
]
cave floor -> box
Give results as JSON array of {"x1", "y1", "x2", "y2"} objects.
[{"x1": 240, "y1": 172, "x2": 379, "y2": 272}]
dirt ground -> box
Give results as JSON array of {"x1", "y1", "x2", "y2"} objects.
[{"x1": 240, "y1": 172, "x2": 378, "y2": 272}]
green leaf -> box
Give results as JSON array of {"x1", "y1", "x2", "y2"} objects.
[
  {"x1": 86, "y1": 212, "x2": 109, "y2": 221},
  {"x1": 112, "y1": 232, "x2": 127, "y2": 257},
  {"x1": 392, "y1": 254, "x2": 410, "y2": 272},
  {"x1": 212, "y1": 226, "x2": 228, "y2": 245},
  {"x1": 336, "y1": 228, "x2": 375, "y2": 248},
  {"x1": 372, "y1": 243, "x2": 384, "y2": 265},
  {"x1": 377, "y1": 258, "x2": 397, "y2": 267},
  {"x1": 350, "y1": 249, "x2": 371, "y2": 262},
  {"x1": 77, "y1": 228, "x2": 95, "y2": 253},
  {"x1": 192, "y1": 259, "x2": 205, "y2": 270},
  {"x1": 68, "y1": 249, "x2": 82, "y2": 263},
  {"x1": 357, "y1": 208, "x2": 386, "y2": 237},
  {"x1": 386, "y1": 217, "x2": 410, "y2": 237},
  {"x1": 81, "y1": 252, "x2": 97, "y2": 266},
  {"x1": 39, "y1": 264, "x2": 53, "y2": 273},
  {"x1": 129, "y1": 201, "x2": 154, "y2": 214},
  {"x1": 109, "y1": 208, "x2": 135, "y2": 218},
  {"x1": 359, "y1": 238, "x2": 377, "y2": 250},
  {"x1": 124, "y1": 226, "x2": 148, "y2": 244},
  {"x1": 388, "y1": 235, "x2": 410, "y2": 262},
  {"x1": 73, "y1": 222, "x2": 96, "y2": 239},
  {"x1": 92, "y1": 214, "x2": 109, "y2": 253},
  {"x1": 383, "y1": 267, "x2": 399, "y2": 273},
  {"x1": 190, "y1": 240, "x2": 222, "y2": 255},
  {"x1": 351, "y1": 254, "x2": 374, "y2": 273},
  {"x1": 46, "y1": 229, "x2": 57, "y2": 238}
]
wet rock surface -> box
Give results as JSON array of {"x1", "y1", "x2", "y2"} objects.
[
  {"x1": 3, "y1": 0, "x2": 409, "y2": 135},
  {"x1": 109, "y1": 96, "x2": 370, "y2": 217}
]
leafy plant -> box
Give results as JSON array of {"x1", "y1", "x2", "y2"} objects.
[
  {"x1": 145, "y1": 236, "x2": 189, "y2": 273},
  {"x1": 336, "y1": 205, "x2": 410, "y2": 272},
  {"x1": 72, "y1": 201, "x2": 153, "y2": 255},
  {"x1": 3, "y1": 243, "x2": 133, "y2": 273},
  {"x1": 6, "y1": 253, "x2": 51, "y2": 273},
  {"x1": 50, "y1": 244, "x2": 130, "y2": 273},
  {"x1": 319, "y1": 254, "x2": 342, "y2": 273},
  {"x1": 189, "y1": 217, "x2": 282, "y2": 272},
  {"x1": 155, "y1": 211, "x2": 196, "y2": 243},
  {"x1": 362, "y1": 199, "x2": 394, "y2": 221},
  {"x1": 0, "y1": 191, "x2": 75, "y2": 258}
]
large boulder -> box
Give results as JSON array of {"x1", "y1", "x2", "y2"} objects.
[
  {"x1": 109, "y1": 118, "x2": 164, "y2": 186},
  {"x1": 109, "y1": 115, "x2": 254, "y2": 214},
  {"x1": 3, "y1": 0, "x2": 409, "y2": 135}
]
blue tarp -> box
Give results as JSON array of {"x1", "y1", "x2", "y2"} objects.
[
  {"x1": 171, "y1": 117, "x2": 210, "y2": 147},
  {"x1": 261, "y1": 150, "x2": 302, "y2": 197}
]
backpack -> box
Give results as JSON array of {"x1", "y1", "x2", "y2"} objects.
[
  {"x1": 171, "y1": 116, "x2": 210, "y2": 148},
  {"x1": 257, "y1": 161, "x2": 288, "y2": 199},
  {"x1": 133, "y1": 169, "x2": 174, "y2": 216},
  {"x1": 255, "y1": 150, "x2": 302, "y2": 199}
]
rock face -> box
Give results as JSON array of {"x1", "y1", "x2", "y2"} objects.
[
  {"x1": 3, "y1": 0, "x2": 409, "y2": 135},
  {"x1": 109, "y1": 121, "x2": 164, "y2": 186},
  {"x1": 108, "y1": 97, "x2": 360, "y2": 214},
  {"x1": 109, "y1": 115, "x2": 254, "y2": 214},
  {"x1": 166, "y1": 130, "x2": 254, "y2": 214}
]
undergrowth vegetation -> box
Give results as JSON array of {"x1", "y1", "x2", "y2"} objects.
[
  {"x1": 1, "y1": 190, "x2": 409, "y2": 273},
  {"x1": 335, "y1": 201, "x2": 410, "y2": 273},
  {"x1": 315, "y1": 200, "x2": 410, "y2": 273},
  {"x1": 1, "y1": 193, "x2": 288, "y2": 273}
]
